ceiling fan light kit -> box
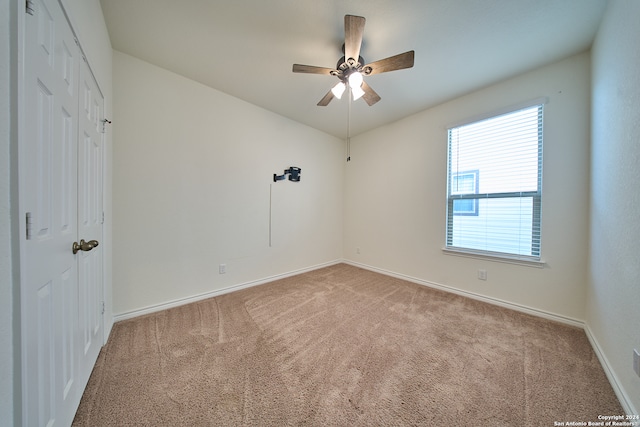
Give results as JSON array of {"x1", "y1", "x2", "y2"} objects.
[{"x1": 292, "y1": 15, "x2": 415, "y2": 107}]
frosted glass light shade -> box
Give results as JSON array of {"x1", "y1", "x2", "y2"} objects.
[
  {"x1": 331, "y1": 81, "x2": 346, "y2": 99},
  {"x1": 351, "y1": 84, "x2": 365, "y2": 100},
  {"x1": 348, "y1": 72, "x2": 364, "y2": 100},
  {"x1": 348, "y1": 72, "x2": 363, "y2": 88}
]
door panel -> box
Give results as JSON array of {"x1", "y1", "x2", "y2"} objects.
[
  {"x1": 60, "y1": 266, "x2": 75, "y2": 400},
  {"x1": 34, "y1": 80, "x2": 53, "y2": 239},
  {"x1": 35, "y1": 280, "x2": 54, "y2": 425}
]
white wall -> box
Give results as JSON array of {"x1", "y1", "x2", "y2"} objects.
[
  {"x1": 112, "y1": 51, "x2": 344, "y2": 316},
  {"x1": 1, "y1": 0, "x2": 16, "y2": 424},
  {"x1": 344, "y1": 52, "x2": 591, "y2": 322},
  {"x1": 588, "y1": 0, "x2": 640, "y2": 414}
]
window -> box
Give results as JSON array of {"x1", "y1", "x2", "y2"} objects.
[
  {"x1": 451, "y1": 170, "x2": 479, "y2": 216},
  {"x1": 446, "y1": 103, "x2": 543, "y2": 260}
]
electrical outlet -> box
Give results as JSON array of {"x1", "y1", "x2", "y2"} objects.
[
  {"x1": 634, "y1": 349, "x2": 640, "y2": 377},
  {"x1": 478, "y1": 269, "x2": 487, "y2": 280},
  {"x1": 219, "y1": 264, "x2": 226, "y2": 274}
]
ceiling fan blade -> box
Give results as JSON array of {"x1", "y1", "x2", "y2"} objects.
[
  {"x1": 361, "y1": 81, "x2": 381, "y2": 106},
  {"x1": 363, "y1": 50, "x2": 415, "y2": 76},
  {"x1": 292, "y1": 64, "x2": 336, "y2": 75},
  {"x1": 344, "y1": 15, "x2": 365, "y2": 64},
  {"x1": 317, "y1": 90, "x2": 335, "y2": 106}
]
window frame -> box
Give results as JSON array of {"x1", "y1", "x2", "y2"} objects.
[{"x1": 444, "y1": 100, "x2": 545, "y2": 264}]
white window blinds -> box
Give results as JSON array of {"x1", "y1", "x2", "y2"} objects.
[{"x1": 446, "y1": 104, "x2": 543, "y2": 260}]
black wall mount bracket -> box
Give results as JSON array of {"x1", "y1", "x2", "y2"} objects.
[{"x1": 273, "y1": 167, "x2": 301, "y2": 182}]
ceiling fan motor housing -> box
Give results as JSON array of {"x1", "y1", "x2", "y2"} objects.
[
  {"x1": 337, "y1": 55, "x2": 364, "y2": 69},
  {"x1": 336, "y1": 56, "x2": 370, "y2": 81}
]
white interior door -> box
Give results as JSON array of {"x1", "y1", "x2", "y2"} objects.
[
  {"x1": 21, "y1": 0, "x2": 104, "y2": 424},
  {"x1": 76, "y1": 57, "x2": 104, "y2": 385},
  {"x1": 22, "y1": 0, "x2": 81, "y2": 424}
]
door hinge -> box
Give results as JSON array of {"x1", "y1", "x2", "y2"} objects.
[
  {"x1": 26, "y1": 0, "x2": 35, "y2": 15},
  {"x1": 101, "y1": 211, "x2": 105, "y2": 224},
  {"x1": 101, "y1": 301, "x2": 105, "y2": 315},
  {"x1": 26, "y1": 212, "x2": 33, "y2": 240}
]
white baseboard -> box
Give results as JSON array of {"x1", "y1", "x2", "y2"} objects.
[
  {"x1": 584, "y1": 324, "x2": 638, "y2": 416},
  {"x1": 343, "y1": 259, "x2": 584, "y2": 328},
  {"x1": 113, "y1": 260, "x2": 341, "y2": 322}
]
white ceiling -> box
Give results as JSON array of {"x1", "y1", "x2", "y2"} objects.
[{"x1": 99, "y1": 0, "x2": 607, "y2": 138}]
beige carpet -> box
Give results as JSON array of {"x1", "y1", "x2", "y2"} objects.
[{"x1": 73, "y1": 264, "x2": 622, "y2": 426}]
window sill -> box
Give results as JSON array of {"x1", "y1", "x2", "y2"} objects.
[{"x1": 442, "y1": 247, "x2": 546, "y2": 268}]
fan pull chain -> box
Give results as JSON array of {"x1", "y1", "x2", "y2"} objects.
[{"x1": 347, "y1": 87, "x2": 352, "y2": 162}]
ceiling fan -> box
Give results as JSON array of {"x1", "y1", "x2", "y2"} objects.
[{"x1": 293, "y1": 15, "x2": 415, "y2": 107}]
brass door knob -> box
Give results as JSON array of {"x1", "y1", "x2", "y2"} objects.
[{"x1": 72, "y1": 239, "x2": 99, "y2": 254}]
